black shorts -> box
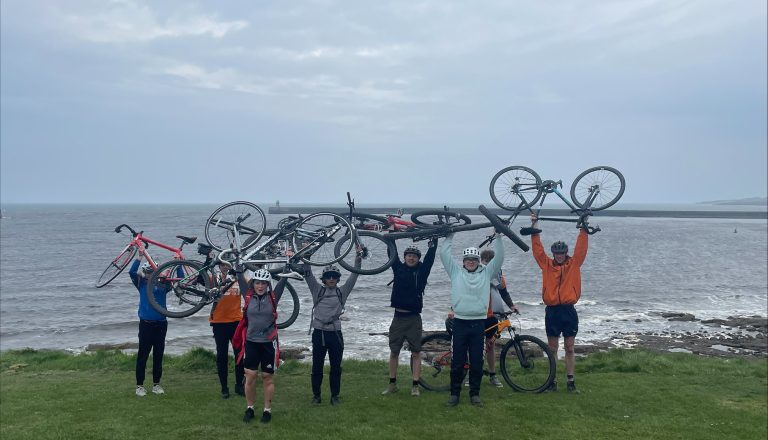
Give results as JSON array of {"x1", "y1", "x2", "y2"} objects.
[
  {"x1": 389, "y1": 314, "x2": 422, "y2": 352},
  {"x1": 545, "y1": 304, "x2": 579, "y2": 338},
  {"x1": 484, "y1": 316, "x2": 499, "y2": 339},
  {"x1": 243, "y1": 340, "x2": 278, "y2": 374}
]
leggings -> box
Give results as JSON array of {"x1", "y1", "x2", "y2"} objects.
[
  {"x1": 212, "y1": 322, "x2": 245, "y2": 391},
  {"x1": 311, "y1": 329, "x2": 344, "y2": 397},
  {"x1": 136, "y1": 320, "x2": 167, "y2": 385}
]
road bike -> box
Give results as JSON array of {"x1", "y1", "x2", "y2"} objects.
[
  {"x1": 418, "y1": 311, "x2": 556, "y2": 393},
  {"x1": 95, "y1": 224, "x2": 195, "y2": 288}
]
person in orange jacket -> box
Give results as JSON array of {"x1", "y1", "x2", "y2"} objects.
[{"x1": 530, "y1": 212, "x2": 588, "y2": 393}]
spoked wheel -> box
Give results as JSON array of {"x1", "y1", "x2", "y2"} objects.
[
  {"x1": 570, "y1": 166, "x2": 625, "y2": 211},
  {"x1": 418, "y1": 333, "x2": 453, "y2": 392},
  {"x1": 274, "y1": 278, "x2": 300, "y2": 329},
  {"x1": 348, "y1": 213, "x2": 390, "y2": 232},
  {"x1": 146, "y1": 260, "x2": 211, "y2": 318},
  {"x1": 489, "y1": 166, "x2": 543, "y2": 211},
  {"x1": 95, "y1": 244, "x2": 138, "y2": 287},
  {"x1": 205, "y1": 201, "x2": 266, "y2": 252},
  {"x1": 334, "y1": 230, "x2": 397, "y2": 275},
  {"x1": 293, "y1": 213, "x2": 355, "y2": 266},
  {"x1": 411, "y1": 210, "x2": 471, "y2": 227},
  {"x1": 499, "y1": 335, "x2": 556, "y2": 393}
]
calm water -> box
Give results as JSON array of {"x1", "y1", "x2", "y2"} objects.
[{"x1": 1, "y1": 204, "x2": 766, "y2": 360}]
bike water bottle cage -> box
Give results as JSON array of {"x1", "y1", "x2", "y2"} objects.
[
  {"x1": 403, "y1": 247, "x2": 421, "y2": 258},
  {"x1": 252, "y1": 269, "x2": 272, "y2": 281},
  {"x1": 551, "y1": 241, "x2": 568, "y2": 254},
  {"x1": 462, "y1": 247, "x2": 481, "y2": 260}
]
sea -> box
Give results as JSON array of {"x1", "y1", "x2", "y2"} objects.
[{"x1": 1, "y1": 204, "x2": 766, "y2": 360}]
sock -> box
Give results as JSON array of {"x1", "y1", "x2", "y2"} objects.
[
  {"x1": 389, "y1": 377, "x2": 396, "y2": 384},
  {"x1": 264, "y1": 407, "x2": 271, "y2": 413},
  {"x1": 412, "y1": 380, "x2": 419, "y2": 387},
  {"x1": 247, "y1": 405, "x2": 254, "y2": 410},
  {"x1": 567, "y1": 375, "x2": 574, "y2": 383}
]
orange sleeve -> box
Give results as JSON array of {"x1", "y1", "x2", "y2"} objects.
[
  {"x1": 572, "y1": 229, "x2": 588, "y2": 267},
  {"x1": 531, "y1": 234, "x2": 548, "y2": 270}
]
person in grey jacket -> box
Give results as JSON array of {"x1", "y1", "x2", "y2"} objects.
[{"x1": 300, "y1": 255, "x2": 361, "y2": 406}]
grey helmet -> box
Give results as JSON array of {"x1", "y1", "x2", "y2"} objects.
[
  {"x1": 551, "y1": 241, "x2": 568, "y2": 254},
  {"x1": 403, "y1": 246, "x2": 421, "y2": 258},
  {"x1": 321, "y1": 265, "x2": 342, "y2": 280}
]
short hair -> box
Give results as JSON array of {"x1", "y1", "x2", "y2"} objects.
[{"x1": 480, "y1": 249, "x2": 495, "y2": 262}]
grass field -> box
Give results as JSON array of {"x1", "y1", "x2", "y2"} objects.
[{"x1": 1, "y1": 348, "x2": 766, "y2": 440}]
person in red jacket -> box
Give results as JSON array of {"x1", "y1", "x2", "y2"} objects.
[{"x1": 530, "y1": 213, "x2": 588, "y2": 393}]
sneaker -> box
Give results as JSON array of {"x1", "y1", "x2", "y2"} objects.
[
  {"x1": 567, "y1": 381, "x2": 580, "y2": 394},
  {"x1": 445, "y1": 395, "x2": 459, "y2": 407},
  {"x1": 410, "y1": 385, "x2": 420, "y2": 397},
  {"x1": 221, "y1": 388, "x2": 230, "y2": 399},
  {"x1": 135, "y1": 386, "x2": 147, "y2": 397},
  {"x1": 311, "y1": 395, "x2": 322, "y2": 405},
  {"x1": 234, "y1": 384, "x2": 245, "y2": 396},
  {"x1": 489, "y1": 375, "x2": 503, "y2": 388},
  {"x1": 330, "y1": 396, "x2": 341, "y2": 406},
  {"x1": 382, "y1": 383, "x2": 398, "y2": 395},
  {"x1": 470, "y1": 395, "x2": 483, "y2": 407},
  {"x1": 243, "y1": 408, "x2": 255, "y2": 423},
  {"x1": 277, "y1": 271, "x2": 304, "y2": 281},
  {"x1": 545, "y1": 381, "x2": 558, "y2": 392},
  {"x1": 260, "y1": 410, "x2": 272, "y2": 424},
  {"x1": 152, "y1": 384, "x2": 165, "y2": 395}
]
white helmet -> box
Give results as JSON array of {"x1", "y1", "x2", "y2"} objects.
[
  {"x1": 462, "y1": 247, "x2": 481, "y2": 260},
  {"x1": 252, "y1": 269, "x2": 272, "y2": 282}
]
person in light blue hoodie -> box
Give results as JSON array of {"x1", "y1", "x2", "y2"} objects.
[{"x1": 439, "y1": 232, "x2": 504, "y2": 407}]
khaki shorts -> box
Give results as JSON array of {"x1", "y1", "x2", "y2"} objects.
[{"x1": 388, "y1": 314, "x2": 422, "y2": 353}]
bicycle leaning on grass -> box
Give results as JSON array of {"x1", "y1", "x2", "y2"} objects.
[{"x1": 418, "y1": 311, "x2": 556, "y2": 393}]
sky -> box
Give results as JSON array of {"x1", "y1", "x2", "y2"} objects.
[{"x1": 1, "y1": 0, "x2": 766, "y2": 205}]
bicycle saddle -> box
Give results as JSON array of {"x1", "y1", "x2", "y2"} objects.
[
  {"x1": 519, "y1": 227, "x2": 541, "y2": 236},
  {"x1": 176, "y1": 235, "x2": 198, "y2": 244}
]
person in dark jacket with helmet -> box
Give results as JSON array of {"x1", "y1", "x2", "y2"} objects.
[{"x1": 381, "y1": 238, "x2": 438, "y2": 397}]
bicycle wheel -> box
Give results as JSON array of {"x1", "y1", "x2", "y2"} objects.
[
  {"x1": 499, "y1": 335, "x2": 556, "y2": 393},
  {"x1": 570, "y1": 166, "x2": 625, "y2": 211},
  {"x1": 489, "y1": 166, "x2": 543, "y2": 211},
  {"x1": 95, "y1": 244, "x2": 138, "y2": 287},
  {"x1": 411, "y1": 210, "x2": 471, "y2": 227},
  {"x1": 146, "y1": 260, "x2": 211, "y2": 318},
  {"x1": 294, "y1": 212, "x2": 355, "y2": 266},
  {"x1": 347, "y1": 213, "x2": 390, "y2": 231},
  {"x1": 478, "y1": 205, "x2": 529, "y2": 252},
  {"x1": 205, "y1": 201, "x2": 266, "y2": 252},
  {"x1": 419, "y1": 333, "x2": 453, "y2": 392},
  {"x1": 274, "y1": 279, "x2": 300, "y2": 329},
  {"x1": 334, "y1": 230, "x2": 397, "y2": 275}
]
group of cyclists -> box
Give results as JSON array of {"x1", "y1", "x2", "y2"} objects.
[{"x1": 129, "y1": 212, "x2": 590, "y2": 424}]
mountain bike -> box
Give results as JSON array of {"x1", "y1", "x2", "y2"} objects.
[
  {"x1": 94, "y1": 224, "x2": 196, "y2": 288},
  {"x1": 333, "y1": 205, "x2": 528, "y2": 275},
  {"x1": 418, "y1": 311, "x2": 556, "y2": 393}
]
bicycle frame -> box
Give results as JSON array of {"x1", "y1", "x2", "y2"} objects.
[{"x1": 117, "y1": 225, "x2": 187, "y2": 269}]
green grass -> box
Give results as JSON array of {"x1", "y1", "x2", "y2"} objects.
[{"x1": 1, "y1": 348, "x2": 766, "y2": 440}]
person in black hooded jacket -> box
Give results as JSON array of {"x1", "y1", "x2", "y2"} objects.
[{"x1": 381, "y1": 238, "x2": 438, "y2": 397}]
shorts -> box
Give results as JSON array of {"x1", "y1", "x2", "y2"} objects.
[
  {"x1": 545, "y1": 304, "x2": 579, "y2": 338},
  {"x1": 484, "y1": 316, "x2": 499, "y2": 339},
  {"x1": 388, "y1": 314, "x2": 422, "y2": 353},
  {"x1": 242, "y1": 340, "x2": 278, "y2": 374}
]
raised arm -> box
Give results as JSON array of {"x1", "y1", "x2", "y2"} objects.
[
  {"x1": 273, "y1": 277, "x2": 288, "y2": 303},
  {"x1": 236, "y1": 271, "x2": 250, "y2": 299},
  {"x1": 486, "y1": 234, "x2": 505, "y2": 275},
  {"x1": 530, "y1": 214, "x2": 548, "y2": 270},
  {"x1": 439, "y1": 234, "x2": 459, "y2": 276},
  {"x1": 340, "y1": 254, "x2": 362, "y2": 303},
  {"x1": 421, "y1": 238, "x2": 438, "y2": 276},
  {"x1": 572, "y1": 228, "x2": 589, "y2": 267},
  {"x1": 128, "y1": 259, "x2": 141, "y2": 288}
]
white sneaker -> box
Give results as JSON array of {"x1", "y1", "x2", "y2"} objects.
[
  {"x1": 277, "y1": 271, "x2": 304, "y2": 281},
  {"x1": 152, "y1": 384, "x2": 165, "y2": 395},
  {"x1": 136, "y1": 386, "x2": 147, "y2": 397}
]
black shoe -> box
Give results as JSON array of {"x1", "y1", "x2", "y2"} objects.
[
  {"x1": 330, "y1": 396, "x2": 341, "y2": 406},
  {"x1": 311, "y1": 395, "x2": 322, "y2": 405},
  {"x1": 470, "y1": 395, "x2": 483, "y2": 407},
  {"x1": 260, "y1": 410, "x2": 272, "y2": 424},
  {"x1": 567, "y1": 381, "x2": 580, "y2": 394},
  {"x1": 221, "y1": 388, "x2": 230, "y2": 399},
  {"x1": 546, "y1": 381, "x2": 558, "y2": 392},
  {"x1": 445, "y1": 395, "x2": 459, "y2": 407},
  {"x1": 235, "y1": 384, "x2": 245, "y2": 396},
  {"x1": 243, "y1": 408, "x2": 255, "y2": 423}
]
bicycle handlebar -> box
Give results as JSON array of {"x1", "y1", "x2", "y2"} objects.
[{"x1": 115, "y1": 224, "x2": 138, "y2": 236}]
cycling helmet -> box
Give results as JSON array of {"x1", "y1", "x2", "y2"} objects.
[
  {"x1": 140, "y1": 262, "x2": 153, "y2": 274},
  {"x1": 462, "y1": 247, "x2": 481, "y2": 260},
  {"x1": 321, "y1": 265, "x2": 342, "y2": 279},
  {"x1": 551, "y1": 241, "x2": 568, "y2": 254},
  {"x1": 403, "y1": 246, "x2": 421, "y2": 258},
  {"x1": 252, "y1": 269, "x2": 272, "y2": 282}
]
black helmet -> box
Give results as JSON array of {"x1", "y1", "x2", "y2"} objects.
[
  {"x1": 551, "y1": 241, "x2": 568, "y2": 254},
  {"x1": 321, "y1": 265, "x2": 342, "y2": 280},
  {"x1": 403, "y1": 246, "x2": 421, "y2": 258}
]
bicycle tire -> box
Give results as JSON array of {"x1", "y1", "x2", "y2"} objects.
[
  {"x1": 570, "y1": 166, "x2": 626, "y2": 211},
  {"x1": 146, "y1": 260, "x2": 210, "y2": 318},
  {"x1": 411, "y1": 210, "x2": 471, "y2": 227},
  {"x1": 478, "y1": 205, "x2": 529, "y2": 252},
  {"x1": 418, "y1": 332, "x2": 453, "y2": 392},
  {"x1": 294, "y1": 212, "x2": 355, "y2": 266},
  {"x1": 499, "y1": 334, "x2": 556, "y2": 393},
  {"x1": 334, "y1": 230, "x2": 397, "y2": 275},
  {"x1": 274, "y1": 278, "x2": 300, "y2": 329},
  {"x1": 205, "y1": 201, "x2": 266, "y2": 252},
  {"x1": 489, "y1": 166, "x2": 543, "y2": 211},
  {"x1": 347, "y1": 213, "x2": 390, "y2": 231},
  {"x1": 95, "y1": 244, "x2": 138, "y2": 288}
]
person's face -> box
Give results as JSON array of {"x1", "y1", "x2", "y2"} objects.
[
  {"x1": 553, "y1": 252, "x2": 567, "y2": 264},
  {"x1": 322, "y1": 276, "x2": 340, "y2": 287},
  {"x1": 404, "y1": 253, "x2": 420, "y2": 267},
  {"x1": 463, "y1": 258, "x2": 479, "y2": 272},
  {"x1": 253, "y1": 280, "x2": 270, "y2": 294}
]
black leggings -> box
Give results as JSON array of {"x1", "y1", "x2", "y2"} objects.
[
  {"x1": 136, "y1": 320, "x2": 167, "y2": 385},
  {"x1": 311, "y1": 329, "x2": 344, "y2": 397},
  {"x1": 212, "y1": 322, "x2": 245, "y2": 391}
]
